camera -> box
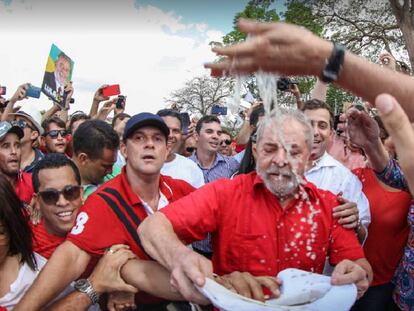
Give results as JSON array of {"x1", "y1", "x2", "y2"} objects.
[{"x1": 277, "y1": 77, "x2": 298, "y2": 91}]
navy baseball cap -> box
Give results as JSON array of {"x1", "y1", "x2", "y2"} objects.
[
  {"x1": 0, "y1": 121, "x2": 24, "y2": 141},
  {"x1": 123, "y1": 112, "x2": 170, "y2": 141}
]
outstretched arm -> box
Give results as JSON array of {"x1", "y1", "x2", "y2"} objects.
[{"x1": 206, "y1": 19, "x2": 414, "y2": 121}]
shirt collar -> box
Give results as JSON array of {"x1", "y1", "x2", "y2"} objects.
[
  {"x1": 191, "y1": 151, "x2": 225, "y2": 169},
  {"x1": 252, "y1": 171, "x2": 317, "y2": 202},
  {"x1": 308, "y1": 152, "x2": 337, "y2": 172},
  {"x1": 120, "y1": 167, "x2": 174, "y2": 206}
]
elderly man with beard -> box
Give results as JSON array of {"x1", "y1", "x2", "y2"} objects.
[{"x1": 138, "y1": 109, "x2": 372, "y2": 305}]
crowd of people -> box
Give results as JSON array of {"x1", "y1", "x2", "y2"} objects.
[{"x1": 0, "y1": 18, "x2": 413, "y2": 311}]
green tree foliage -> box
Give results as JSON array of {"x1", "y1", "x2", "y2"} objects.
[
  {"x1": 223, "y1": 0, "x2": 279, "y2": 45},
  {"x1": 284, "y1": 1, "x2": 323, "y2": 36}
]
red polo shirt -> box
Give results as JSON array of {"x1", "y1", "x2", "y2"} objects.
[
  {"x1": 15, "y1": 171, "x2": 34, "y2": 205},
  {"x1": 67, "y1": 167, "x2": 195, "y2": 260},
  {"x1": 162, "y1": 172, "x2": 364, "y2": 276}
]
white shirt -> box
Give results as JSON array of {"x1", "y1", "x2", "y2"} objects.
[
  {"x1": 161, "y1": 153, "x2": 205, "y2": 188},
  {"x1": 0, "y1": 253, "x2": 47, "y2": 310},
  {"x1": 305, "y1": 152, "x2": 370, "y2": 228},
  {"x1": 115, "y1": 150, "x2": 126, "y2": 168},
  {"x1": 0, "y1": 253, "x2": 101, "y2": 311},
  {"x1": 141, "y1": 190, "x2": 169, "y2": 216}
]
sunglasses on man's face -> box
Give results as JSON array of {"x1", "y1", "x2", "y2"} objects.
[
  {"x1": 37, "y1": 185, "x2": 81, "y2": 205},
  {"x1": 220, "y1": 139, "x2": 232, "y2": 146},
  {"x1": 45, "y1": 129, "x2": 68, "y2": 139},
  {"x1": 11, "y1": 120, "x2": 35, "y2": 131},
  {"x1": 186, "y1": 147, "x2": 196, "y2": 153}
]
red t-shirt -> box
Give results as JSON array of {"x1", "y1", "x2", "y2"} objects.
[
  {"x1": 67, "y1": 167, "x2": 195, "y2": 259},
  {"x1": 15, "y1": 171, "x2": 34, "y2": 205},
  {"x1": 353, "y1": 167, "x2": 411, "y2": 286},
  {"x1": 162, "y1": 172, "x2": 365, "y2": 276},
  {"x1": 30, "y1": 220, "x2": 65, "y2": 259}
]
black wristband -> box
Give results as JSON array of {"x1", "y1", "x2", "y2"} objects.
[{"x1": 321, "y1": 43, "x2": 345, "y2": 83}]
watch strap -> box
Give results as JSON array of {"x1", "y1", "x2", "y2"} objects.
[
  {"x1": 321, "y1": 43, "x2": 345, "y2": 83},
  {"x1": 74, "y1": 278, "x2": 100, "y2": 304}
]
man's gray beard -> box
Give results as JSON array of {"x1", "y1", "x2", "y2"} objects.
[{"x1": 257, "y1": 166, "x2": 299, "y2": 200}]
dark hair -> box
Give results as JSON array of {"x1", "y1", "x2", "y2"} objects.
[
  {"x1": 237, "y1": 131, "x2": 257, "y2": 175},
  {"x1": 156, "y1": 109, "x2": 182, "y2": 127},
  {"x1": 301, "y1": 99, "x2": 334, "y2": 129},
  {"x1": 220, "y1": 129, "x2": 233, "y2": 140},
  {"x1": 195, "y1": 115, "x2": 220, "y2": 134},
  {"x1": 0, "y1": 175, "x2": 36, "y2": 270},
  {"x1": 41, "y1": 116, "x2": 66, "y2": 134},
  {"x1": 112, "y1": 113, "x2": 131, "y2": 128},
  {"x1": 73, "y1": 120, "x2": 119, "y2": 160},
  {"x1": 32, "y1": 153, "x2": 81, "y2": 193},
  {"x1": 69, "y1": 112, "x2": 90, "y2": 133},
  {"x1": 56, "y1": 52, "x2": 72, "y2": 65},
  {"x1": 250, "y1": 105, "x2": 265, "y2": 127}
]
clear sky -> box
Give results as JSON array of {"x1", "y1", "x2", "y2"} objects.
[{"x1": 0, "y1": 0, "x2": 286, "y2": 115}]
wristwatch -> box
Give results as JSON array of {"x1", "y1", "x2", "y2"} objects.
[
  {"x1": 74, "y1": 278, "x2": 100, "y2": 304},
  {"x1": 321, "y1": 43, "x2": 345, "y2": 83}
]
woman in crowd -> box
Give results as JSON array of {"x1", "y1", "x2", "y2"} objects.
[
  {"x1": 0, "y1": 175, "x2": 46, "y2": 309},
  {"x1": 350, "y1": 116, "x2": 411, "y2": 311}
]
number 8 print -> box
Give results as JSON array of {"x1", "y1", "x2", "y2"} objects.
[{"x1": 70, "y1": 212, "x2": 89, "y2": 235}]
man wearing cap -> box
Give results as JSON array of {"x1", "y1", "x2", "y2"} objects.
[
  {"x1": 0, "y1": 121, "x2": 33, "y2": 204},
  {"x1": 11, "y1": 105, "x2": 45, "y2": 173},
  {"x1": 16, "y1": 112, "x2": 196, "y2": 311}
]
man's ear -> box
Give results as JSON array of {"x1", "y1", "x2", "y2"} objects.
[
  {"x1": 33, "y1": 193, "x2": 41, "y2": 211},
  {"x1": 252, "y1": 143, "x2": 258, "y2": 160},
  {"x1": 77, "y1": 152, "x2": 89, "y2": 166},
  {"x1": 40, "y1": 135, "x2": 46, "y2": 147},
  {"x1": 120, "y1": 141, "x2": 127, "y2": 161},
  {"x1": 31, "y1": 130, "x2": 40, "y2": 141}
]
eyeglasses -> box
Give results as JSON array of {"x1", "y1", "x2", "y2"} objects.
[
  {"x1": 186, "y1": 147, "x2": 196, "y2": 153},
  {"x1": 220, "y1": 139, "x2": 232, "y2": 146},
  {"x1": 44, "y1": 129, "x2": 68, "y2": 139},
  {"x1": 38, "y1": 185, "x2": 81, "y2": 205},
  {"x1": 11, "y1": 120, "x2": 35, "y2": 131}
]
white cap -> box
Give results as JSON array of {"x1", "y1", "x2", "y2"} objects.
[
  {"x1": 10, "y1": 104, "x2": 44, "y2": 135},
  {"x1": 198, "y1": 268, "x2": 357, "y2": 311}
]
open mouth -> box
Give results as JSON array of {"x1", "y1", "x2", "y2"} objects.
[
  {"x1": 57, "y1": 210, "x2": 74, "y2": 221},
  {"x1": 142, "y1": 155, "x2": 156, "y2": 160}
]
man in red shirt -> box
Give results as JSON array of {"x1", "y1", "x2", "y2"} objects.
[
  {"x1": 16, "y1": 113, "x2": 195, "y2": 310},
  {"x1": 139, "y1": 109, "x2": 373, "y2": 304},
  {"x1": 0, "y1": 121, "x2": 33, "y2": 204},
  {"x1": 30, "y1": 153, "x2": 83, "y2": 259}
]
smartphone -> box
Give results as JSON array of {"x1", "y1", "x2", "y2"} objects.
[
  {"x1": 0, "y1": 86, "x2": 6, "y2": 96},
  {"x1": 102, "y1": 84, "x2": 121, "y2": 97},
  {"x1": 116, "y1": 95, "x2": 126, "y2": 110},
  {"x1": 180, "y1": 112, "x2": 190, "y2": 135},
  {"x1": 26, "y1": 85, "x2": 41, "y2": 98},
  {"x1": 211, "y1": 105, "x2": 227, "y2": 115}
]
